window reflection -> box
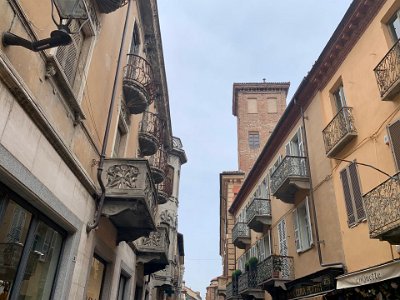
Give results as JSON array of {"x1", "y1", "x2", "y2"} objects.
[{"x1": 86, "y1": 256, "x2": 106, "y2": 300}]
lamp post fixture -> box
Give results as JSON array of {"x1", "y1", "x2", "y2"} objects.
[{"x1": 2, "y1": 0, "x2": 88, "y2": 52}]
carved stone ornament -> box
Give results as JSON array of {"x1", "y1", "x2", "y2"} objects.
[
  {"x1": 142, "y1": 231, "x2": 162, "y2": 247},
  {"x1": 160, "y1": 210, "x2": 176, "y2": 228},
  {"x1": 106, "y1": 164, "x2": 139, "y2": 189}
]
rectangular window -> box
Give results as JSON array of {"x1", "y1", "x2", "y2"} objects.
[
  {"x1": 247, "y1": 98, "x2": 258, "y2": 113},
  {"x1": 332, "y1": 84, "x2": 347, "y2": 112},
  {"x1": 113, "y1": 116, "x2": 129, "y2": 158},
  {"x1": 286, "y1": 127, "x2": 305, "y2": 157},
  {"x1": 248, "y1": 131, "x2": 260, "y2": 149},
  {"x1": 0, "y1": 188, "x2": 64, "y2": 300},
  {"x1": 257, "y1": 232, "x2": 271, "y2": 261},
  {"x1": 277, "y1": 219, "x2": 288, "y2": 256},
  {"x1": 117, "y1": 274, "x2": 129, "y2": 300},
  {"x1": 129, "y1": 23, "x2": 141, "y2": 55},
  {"x1": 86, "y1": 255, "x2": 106, "y2": 300},
  {"x1": 260, "y1": 177, "x2": 269, "y2": 199},
  {"x1": 388, "y1": 119, "x2": 400, "y2": 171},
  {"x1": 293, "y1": 197, "x2": 313, "y2": 252},
  {"x1": 388, "y1": 9, "x2": 400, "y2": 42},
  {"x1": 340, "y1": 162, "x2": 366, "y2": 227},
  {"x1": 267, "y1": 98, "x2": 278, "y2": 113}
]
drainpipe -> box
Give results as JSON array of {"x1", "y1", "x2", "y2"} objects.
[
  {"x1": 296, "y1": 99, "x2": 345, "y2": 270},
  {"x1": 86, "y1": 0, "x2": 132, "y2": 233}
]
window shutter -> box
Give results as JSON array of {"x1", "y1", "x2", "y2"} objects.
[
  {"x1": 278, "y1": 220, "x2": 288, "y2": 256},
  {"x1": 267, "y1": 232, "x2": 272, "y2": 256},
  {"x1": 258, "y1": 238, "x2": 265, "y2": 261},
  {"x1": 293, "y1": 210, "x2": 301, "y2": 252},
  {"x1": 340, "y1": 168, "x2": 356, "y2": 226},
  {"x1": 388, "y1": 120, "x2": 400, "y2": 171},
  {"x1": 348, "y1": 163, "x2": 365, "y2": 220},
  {"x1": 305, "y1": 197, "x2": 313, "y2": 246}
]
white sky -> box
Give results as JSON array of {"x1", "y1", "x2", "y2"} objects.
[{"x1": 157, "y1": 1, "x2": 352, "y2": 297}]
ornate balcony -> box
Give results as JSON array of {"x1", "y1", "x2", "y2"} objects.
[
  {"x1": 123, "y1": 54, "x2": 155, "y2": 114},
  {"x1": 270, "y1": 156, "x2": 309, "y2": 203},
  {"x1": 238, "y1": 271, "x2": 264, "y2": 299},
  {"x1": 363, "y1": 174, "x2": 400, "y2": 244},
  {"x1": 135, "y1": 226, "x2": 170, "y2": 275},
  {"x1": 157, "y1": 176, "x2": 173, "y2": 204},
  {"x1": 322, "y1": 107, "x2": 357, "y2": 157},
  {"x1": 95, "y1": 0, "x2": 127, "y2": 13},
  {"x1": 257, "y1": 255, "x2": 294, "y2": 288},
  {"x1": 139, "y1": 111, "x2": 162, "y2": 156},
  {"x1": 226, "y1": 282, "x2": 241, "y2": 300},
  {"x1": 374, "y1": 39, "x2": 400, "y2": 100},
  {"x1": 101, "y1": 159, "x2": 157, "y2": 242},
  {"x1": 152, "y1": 263, "x2": 175, "y2": 291},
  {"x1": 148, "y1": 147, "x2": 168, "y2": 184},
  {"x1": 246, "y1": 197, "x2": 271, "y2": 232},
  {"x1": 232, "y1": 222, "x2": 250, "y2": 249}
]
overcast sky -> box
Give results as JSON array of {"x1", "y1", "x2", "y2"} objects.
[{"x1": 157, "y1": 1, "x2": 352, "y2": 297}]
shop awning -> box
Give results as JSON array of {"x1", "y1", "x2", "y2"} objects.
[{"x1": 337, "y1": 260, "x2": 400, "y2": 289}]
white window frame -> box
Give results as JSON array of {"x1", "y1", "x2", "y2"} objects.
[{"x1": 293, "y1": 197, "x2": 313, "y2": 252}]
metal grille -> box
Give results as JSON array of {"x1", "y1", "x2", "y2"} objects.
[
  {"x1": 363, "y1": 173, "x2": 400, "y2": 238},
  {"x1": 256, "y1": 255, "x2": 294, "y2": 285},
  {"x1": 246, "y1": 198, "x2": 271, "y2": 224},
  {"x1": 270, "y1": 156, "x2": 308, "y2": 194},
  {"x1": 322, "y1": 107, "x2": 357, "y2": 154},
  {"x1": 238, "y1": 271, "x2": 258, "y2": 293},
  {"x1": 55, "y1": 20, "x2": 84, "y2": 85},
  {"x1": 139, "y1": 111, "x2": 162, "y2": 143},
  {"x1": 388, "y1": 119, "x2": 400, "y2": 171},
  {"x1": 232, "y1": 222, "x2": 250, "y2": 242},
  {"x1": 374, "y1": 39, "x2": 400, "y2": 97},
  {"x1": 123, "y1": 54, "x2": 155, "y2": 100}
]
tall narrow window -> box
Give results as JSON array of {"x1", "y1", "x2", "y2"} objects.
[
  {"x1": 113, "y1": 117, "x2": 128, "y2": 158},
  {"x1": 277, "y1": 220, "x2": 288, "y2": 256},
  {"x1": 247, "y1": 98, "x2": 258, "y2": 113},
  {"x1": 340, "y1": 162, "x2": 365, "y2": 226},
  {"x1": 388, "y1": 119, "x2": 400, "y2": 171},
  {"x1": 129, "y1": 24, "x2": 141, "y2": 55},
  {"x1": 332, "y1": 84, "x2": 347, "y2": 112},
  {"x1": 248, "y1": 131, "x2": 260, "y2": 149},
  {"x1": 86, "y1": 255, "x2": 106, "y2": 300},
  {"x1": 293, "y1": 197, "x2": 313, "y2": 252},
  {"x1": 388, "y1": 10, "x2": 400, "y2": 42},
  {"x1": 117, "y1": 274, "x2": 129, "y2": 300},
  {"x1": 267, "y1": 98, "x2": 278, "y2": 113}
]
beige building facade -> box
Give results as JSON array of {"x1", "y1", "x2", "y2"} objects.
[
  {"x1": 212, "y1": 0, "x2": 400, "y2": 300},
  {"x1": 0, "y1": 0, "x2": 186, "y2": 299}
]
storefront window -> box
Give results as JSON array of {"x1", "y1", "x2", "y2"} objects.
[{"x1": 86, "y1": 256, "x2": 106, "y2": 300}]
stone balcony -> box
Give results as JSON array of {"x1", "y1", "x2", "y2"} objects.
[
  {"x1": 322, "y1": 107, "x2": 357, "y2": 158},
  {"x1": 257, "y1": 255, "x2": 294, "y2": 288},
  {"x1": 363, "y1": 173, "x2": 400, "y2": 245},
  {"x1": 238, "y1": 271, "x2": 264, "y2": 299},
  {"x1": 134, "y1": 226, "x2": 170, "y2": 275},
  {"x1": 123, "y1": 54, "x2": 155, "y2": 114},
  {"x1": 101, "y1": 158, "x2": 157, "y2": 242},
  {"x1": 232, "y1": 222, "x2": 250, "y2": 249},
  {"x1": 139, "y1": 111, "x2": 162, "y2": 156},
  {"x1": 246, "y1": 197, "x2": 271, "y2": 232},
  {"x1": 270, "y1": 156, "x2": 310, "y2": 203},
  {"x1": 374, "y1": 39, "x2": 400, "y2": 100}
]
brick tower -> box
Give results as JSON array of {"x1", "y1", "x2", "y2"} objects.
[{"x1": 232, "y1": 81, "x2": 289, "y2": 175}]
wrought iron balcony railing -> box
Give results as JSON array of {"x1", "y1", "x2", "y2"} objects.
[
  {"x1": 246, "y1": 197, "x2": 271, "y2": 232},
  {"x1": 139, "y1": 111, "x2": 163, "y2": 156},
  {"x1": 270, "y1": 156, "x2": 309, "y2": 203},
  {"x1": 238, "y1": 271, "x2": 258, "y2": 293},
  {"x1": 101, "y1": 158, "x2": 157, "y2": 242},
  {"x1": 123, "y1": 54, "x2": 155, "y2": 114},
  {"x1": 148, "y1": 147, "x2": 168, "y2": 184},
  {"x1": 374, "y1": 39, "x2": 400, "y2": 100},
  {"x1": 226, "y1": 282, "x2": 239, "y2": 299},
  {"x1": 157, "y1": 176, "x2": 173, "y2": 204},
  {"x1": 363, "y1": 173, "x2": 400, "y2": 245},
  {"x1": 232, "y1": 222, "x2": 250, "y2": 249},
  {"x1": 96, "y1": 0, "x2": 127, "y2": 13},
  {"x1": 257, "y1": 255, "x2": 294, "y2": 286},
  {"x1": 322, "y1": 107, "x2": 357, "y2": 157}
]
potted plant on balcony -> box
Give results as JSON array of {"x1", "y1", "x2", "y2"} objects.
[
  {"x1": 248, "y1": 256, "x2": 258, "y2": 272},
  {"x1": 273, "y1": 256, "x2": 282, "y2": 278},
  {"x1": 232, "y1": 269, "x2": 242, "y2": 292}
]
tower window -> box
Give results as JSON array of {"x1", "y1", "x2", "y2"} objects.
[{"x1": 248, "y1": 131, "x2": 260, "y2": 149}]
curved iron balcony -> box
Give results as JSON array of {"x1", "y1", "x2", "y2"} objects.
[
  {"x1": 101, "y1": 158, "x2": 157, "y2": 242},
  {"x1": 123, "y1": 54, "x2": 155, "y2": 114},
  {"x1": 157, "y1": 176, "x2": 173, "y2": 204},
  {"x1": 139, "y1": 111, "x2": 163, "y2": 156},
  {"x1": 257, "y1": 255, "x2": 294, "y2": 287},
  {"x1": 238, "y1": 270, "x2": 264, "y2": 299},
  {"x1": 374, "y1": 39, "x2": 400, "y2": 100},
  {"x1": 322, "y1": 107, "x2": 357, "y2": 157},
  {"x1": 96, "y1": 0, "x2": 127, "y2": 13},
  {"x1": 246, "y1": 197, "x2": 271, "y2": 232},
  {"x1": 363, "y1": 173, "x2": 400, "y2": 245},
  {"x1": 270, "y1": 156, "x2": 309, "y2": 203},
  {"x1": 134, "y1": 226, "x2": 170, "y2": 275},
  {"x1": 148, "y1": 146, "x2": 168, "y2": 184},
  {"x1": 232, "y1": 222, "x2": 250, "y2": 249}
]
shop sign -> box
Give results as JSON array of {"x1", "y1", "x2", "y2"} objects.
[{"x1": 287, "y1": 274, "x2": 336, "y2": 299}]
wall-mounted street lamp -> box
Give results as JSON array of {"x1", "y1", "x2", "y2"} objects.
[{"x1": 2, "y1": 0, "x2": 88, "y2": 52}]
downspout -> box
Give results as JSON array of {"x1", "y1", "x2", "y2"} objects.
[
  {"x1": 87, "y1": 0, "x2": 132, "y2": 232},
  {"x1": 296, "y1": 99, "x2": 345, "y2": 270}
]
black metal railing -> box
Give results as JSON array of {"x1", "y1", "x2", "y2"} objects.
[
  {"x1": 148, "y1": 147, "x2": 168, "y2": 184},
  {"x1": 232, "y1": 222, "x2": 250, "y2": 242},
  {"x1": 139, "y1": 111, "x2": 163, "y2": 156},
  {"x1": 226, "y1": 281, "x2": 239, "y2": 299},
  {"x1": 257, "y1": 255, "x2": 294, "y2": 285},
  {"x1": 270, "y1": 156, "x2": 308, "y2": 194},
  {"x1": 238, "y1": 271, "x2": 258, "y2": 293},
  {"x1": 157, "y1": 176, "x2": 173, "y2": 204},
  {"x1": 96, "y1": 0, "x2": 128, "y2": 13},
  {"x1": 246, "y1": 198, "x2": 271, "y2": 224},
  {"x1": 322, "y1": 107, "x2": 357, "y2": 155},
  {"x1": 374, "y1": 39, "x2": 400, "y2": 98},
  {"x1": 363, "y1": 173, "x2": 400, "y2": 239}
]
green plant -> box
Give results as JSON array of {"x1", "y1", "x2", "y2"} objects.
[
  {"x1": 248, "y1": 257, "x2": 258, "y2": 269},
  {"x1": 232, "y1": 269, "x2": 242, "y2": 280}
]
